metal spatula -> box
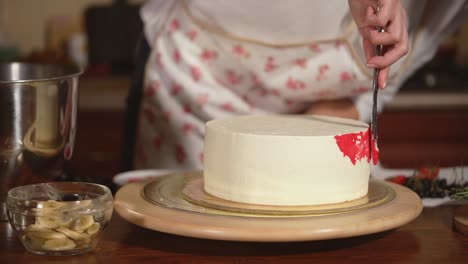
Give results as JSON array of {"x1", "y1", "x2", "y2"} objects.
[
  {"x1": 371, "y1": 37, "x2": 383, "y2": 143},
  {"x1": 370, "y1": 7, "x2": 385, "y2": 162}
]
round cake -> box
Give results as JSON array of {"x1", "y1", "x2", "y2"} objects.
[{"x1": 203, "y1": 115, "x2": 373, "y2": 206}]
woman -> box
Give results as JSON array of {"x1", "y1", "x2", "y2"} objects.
[{"x1": 126, "y1": 0, "x2": 466, "y2": 171}]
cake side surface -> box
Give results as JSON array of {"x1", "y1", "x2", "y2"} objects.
[{"x1": 203, "y1": 115, "x2": 370, "y2": 206}]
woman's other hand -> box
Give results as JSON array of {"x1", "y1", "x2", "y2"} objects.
[
  {"x1": 348, "y1": 0, "x2": 408, "y2": 89},
  {"x1": 305, "y1": 99, "x2": 360, "y2": 120}
]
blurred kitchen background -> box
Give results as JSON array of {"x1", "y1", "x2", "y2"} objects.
[{"x1": 1, "y1": 0, "x2": 467, "y2": 182}]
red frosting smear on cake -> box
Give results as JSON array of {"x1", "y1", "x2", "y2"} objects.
[
  {"x1": 334, "y1": 128, "x2": 379, "y2": 165},
  {"x1": 370, "y1": 128, "x2": 379, "y2": 165}
]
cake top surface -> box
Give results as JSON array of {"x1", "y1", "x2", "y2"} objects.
[{"x1": 206, "y1": 115, "x2": 368, "y2": 136}]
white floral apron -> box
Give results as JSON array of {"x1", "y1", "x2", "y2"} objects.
[{"x1": 134, "y1": 1, "x2": 378, "y2": 170}]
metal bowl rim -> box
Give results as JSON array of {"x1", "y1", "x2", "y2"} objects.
[{"x1": 0, "y1": 62, "x2": 83, "y2": 84}]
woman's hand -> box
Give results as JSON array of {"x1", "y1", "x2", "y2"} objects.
[
  {"x1": 348, "y1": 0, "x2": 408, "y2": 89},
  {"x1": 304, "y1": 99, "x2": 360, "y2": 120}
]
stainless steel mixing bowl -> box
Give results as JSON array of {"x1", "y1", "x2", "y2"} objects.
[{"x1": 0, "y1": 62, "x2": 83, "y2": 221}]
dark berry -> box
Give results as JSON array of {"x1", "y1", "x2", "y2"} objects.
[{"x1": 438, "y1": 179, "x2": 447, "y2": 188}]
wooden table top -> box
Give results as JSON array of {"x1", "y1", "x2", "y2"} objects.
[{"x1": 1, "y1": 205, "x2": 467, "y2": 264}]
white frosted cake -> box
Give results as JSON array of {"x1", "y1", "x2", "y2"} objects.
[{"x1": 203, "y1": 115, "x2": 372, "y2": 206}]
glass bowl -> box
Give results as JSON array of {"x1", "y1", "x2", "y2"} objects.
[{"x1": 6, "y1": 182, "x2": 113, "y2": 256}]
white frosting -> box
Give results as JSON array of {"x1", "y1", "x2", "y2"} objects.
[{"x1": 203, "y1": 115, "x2": 370, "y2": 206}]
